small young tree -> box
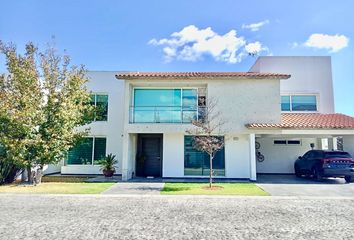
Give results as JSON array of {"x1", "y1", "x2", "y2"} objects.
[
  {"x1": 0, "y1": 41, "x2": 94, "y2": 184},
  {"x1": 187, "y1": 98, "x2": 226, "y2": 188}
]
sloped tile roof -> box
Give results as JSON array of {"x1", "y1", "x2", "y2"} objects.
[
  {"x1": 246, "y1": 113, "x2": 354, "y2": 129},
  {"x1": 115, "y1": 72, "x2": 290, "y2": 79}
]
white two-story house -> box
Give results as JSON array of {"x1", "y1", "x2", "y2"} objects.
[{"x1": 47, "y1": 56, "x2": 354, "y2": 181}]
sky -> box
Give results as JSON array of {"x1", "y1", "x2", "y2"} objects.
[{"x1": 0, "y1": 0, "x2": 353, "y2": 115}]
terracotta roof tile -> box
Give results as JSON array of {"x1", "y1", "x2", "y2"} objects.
[
  {"x1": 246, "y1": 113, "x2": 354, "y2": 129},
  {"x1": 115, "y1": 72, "x2": 290, "y2": 79}
]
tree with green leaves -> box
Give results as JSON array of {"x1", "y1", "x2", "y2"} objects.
[{"x1": 0, "y1": 41, "x2": 94, "y2": 184}]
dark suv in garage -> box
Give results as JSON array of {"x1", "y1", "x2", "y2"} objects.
[{"x1": 294, "y1": 150, "x2": 354, "y2": 183}]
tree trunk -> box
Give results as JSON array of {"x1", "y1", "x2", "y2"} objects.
[
  {"x1": 36, "y1": 167, "x2": 43, "y2": 185},
  {"x1": 209, "y1": 154, "x2": 213, "y2": 188},
  {"x1": 26, "y1": 165, "x2": 32, "y2": 184}
]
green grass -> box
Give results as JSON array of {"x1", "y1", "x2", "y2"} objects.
[
  {"x1": 161, "y1": 183, "x2": 269, "y2": 196},
  {"x1": 0, "y1": 182, "x2": 114, "y2": 194}
]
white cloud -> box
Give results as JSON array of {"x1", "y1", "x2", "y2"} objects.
[
  {"x1": 304, "y1": 33, "x2": 349, "y2": 52},
  {"x1": 242, "y1": 20, "x2": 269, "y2": 32},
  {"x1": 149, "y1": 25, "x2": 268, "y2": 63},
  {"x1": 245, "y1": 42, "x2": 268, "y2": 55}
]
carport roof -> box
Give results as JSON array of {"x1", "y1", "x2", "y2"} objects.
[{"x1": 246, "y1": 113, "x2": 354, "y2": 129}]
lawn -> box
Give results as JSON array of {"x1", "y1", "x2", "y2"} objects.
[
  {"x1": 161, "y1": 183, "x2": 269, "y2": 196},
  {"x1": 0, "y1": 182, "x2": 115, "y2": 194}
]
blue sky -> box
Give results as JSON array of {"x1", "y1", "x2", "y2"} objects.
[{"x1": 1, "y1": 0, "x2": 353, "y2": 115}]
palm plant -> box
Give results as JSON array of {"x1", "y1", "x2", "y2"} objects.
[{"x1": 100, "y1": 154, "x2": 118, "y2": 177}]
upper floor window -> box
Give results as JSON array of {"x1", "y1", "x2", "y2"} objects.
[
  {"x1": 131, "y1": 88, "x2": 205, "y2": 123},
  {"x1": 91, "y1": 94, "x2": 108, "y2": 121},
  {"x1": 281, "y1": 95, "x2": 317, "y2": 112}
]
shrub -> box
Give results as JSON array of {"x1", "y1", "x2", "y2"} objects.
[{"x1": 0, "y1": 158, "x2": 22, "y2": 184}]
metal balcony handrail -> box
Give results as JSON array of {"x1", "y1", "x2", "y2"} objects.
[{"x1": 129, "y1": 105, "x2": 206, "y2": 123}]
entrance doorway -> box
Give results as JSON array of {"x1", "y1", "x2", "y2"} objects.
[{"x1": 136, "y1": 134, "x2": 163, "y2": 177}]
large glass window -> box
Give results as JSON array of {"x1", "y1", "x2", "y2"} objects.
[
  {"x1": 291, "y1": 95, "x2": 317, "y2": 111},
  {"x1": 281, "y1": 96, "x2": 291, "y2": 111},
  {"x1": 91, "y1": 94, "x2": 108, "y2": 121},
  {"x1": 132, "y1": 89, "x2": 199, "y2": 123},
  {"x1": 281, "y1": 95, "x2": 317, "y2": 112},
  {"x1": 184, "y1": 136, "x2": 225, "y2": 176},
  {"x1": 66, "y1": 137, "x2": 106, "y2": 165},
  {"x1": 182, "y1": 89, "x2": 198, "y2": 123},
  {"x1": 93, "y1": 138, "x2": 107, "y2": 165}
]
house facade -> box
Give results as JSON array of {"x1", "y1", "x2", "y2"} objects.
[{"x1": 46, "y1": 56, "x2": 354, "y2": 181}]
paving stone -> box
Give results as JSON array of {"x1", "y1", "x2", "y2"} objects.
[{"x1": 0, "y1": 194, "x2": 353, "y2": 240}]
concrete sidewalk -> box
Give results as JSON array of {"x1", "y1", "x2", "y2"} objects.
[{"x1": 102, "y1": 182, "x2": 165, "y2": 195}]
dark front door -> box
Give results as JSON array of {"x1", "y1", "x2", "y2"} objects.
[{"x1": 136, "y1": 134, "x2": 162, "y2": 177}]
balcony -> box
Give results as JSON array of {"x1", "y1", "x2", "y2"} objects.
[{"x1": 129, "y1": 106, "x2": 206, "y2": 123}]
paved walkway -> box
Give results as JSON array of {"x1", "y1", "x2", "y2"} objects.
[
  {"x1": 102, "y1": 182, "x2": 165, "y2": 195},
  {"x1": 85, "y1": 176, "x2": 121, "y2": 183},
  {"x1": 0, "y1": 194, "x2": 353, "y2": 239},
  {"x1": 257, "y1": 175, "x2": 354, "y2": 197}
]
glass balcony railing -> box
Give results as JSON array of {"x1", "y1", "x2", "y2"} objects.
[{"x1": 129, "y1": 106, "x2": 206, "y2": 123}]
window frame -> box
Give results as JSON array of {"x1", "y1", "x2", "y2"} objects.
[
  {"x1": 280, "y1": 93, "x2": 319, "y2": 112},
  {"x1": 91, "y1": 93, "x2": 109, "y2": 122},
  {"x1": 66, "y1": 136, "x2": 107, "y2": 166},
  {"x1": 273, "y1": 139, "x2": 302, "y2": 146}
]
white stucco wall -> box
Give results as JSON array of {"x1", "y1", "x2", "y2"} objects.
[
  {"x1": 207, "y1": 79, "x2": 281, "y2": 133},
  {"x1": 43, "y1": 163, "x2": 62, "y2": 175},
  {"x1": 61, "y1": 71, "x2": 125, "y2": 175},
  {"x1": 250, "y1": 56, "x2": 335, "y2": 113},
  {"x1": 128, "y1": 133, "x2": 137, "y2": 178},
  {"x1": 162, "y1": 133, "x2": 185, "y2": 177},
  {"x1": 256, "y1": 137, "x2": 317, "y2": 174},
  {"x1": 225, "y1": 134, "x2": 251, "y2": 179}
]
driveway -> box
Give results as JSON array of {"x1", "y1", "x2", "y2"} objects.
[
  {"x1": 257, "y1": 174, "x2": 354, "y2": 197},
  {"x1": 0, "y1": 194, "x2": 353, "y2": 239}
]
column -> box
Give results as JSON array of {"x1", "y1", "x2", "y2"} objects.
[
  {"x1": 327, "y1": 137, "x2": 337, "y2": 150},
  {"x1": 249, "y1": 133, "x2": 257, "y2": 181},
  {"x1": 121, "y1": 133, "x2": 130, "y2": 181},
  {"x1": 343, "y1": 136, "x2": 354, "y2": 157}
]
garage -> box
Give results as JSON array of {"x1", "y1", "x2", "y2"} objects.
[
  {"x1": 246, "y1": 113, "x2": 354, "y2": 177},
  {"x1": 256, "y1": 136, "x2": 336, "y2": 174}
]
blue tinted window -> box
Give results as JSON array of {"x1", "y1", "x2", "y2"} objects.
[
  {"x1": 292, "y1": 95, "x2": 317, "y2": 111},
  {"x1": 134, "y1": 89, "x2": 181, "y2": 107},
  {"x1": 182, "y1": 89, "x2": 197, "y2": 108},
  {"x1": 132, "y1": 89, "x2": 198, "y2": 123},
  {"x1": 281, "y1": 96, "x2": 291, "y2": 111},
  {"x1": 182, "y1": 89, "x2": 198, "y2": 123}
]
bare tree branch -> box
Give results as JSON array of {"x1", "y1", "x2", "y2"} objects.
[{"x1": 186, "y1": 97, "x2": 227, "y2": 188}]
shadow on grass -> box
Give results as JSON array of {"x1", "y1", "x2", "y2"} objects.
[{"x1": 162, "y1": 186, "x2": 192, "y2": 192}]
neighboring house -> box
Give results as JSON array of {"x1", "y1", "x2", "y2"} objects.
[{"x1": 46, "y1": 56, "x2": 354, "y2": 181}]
